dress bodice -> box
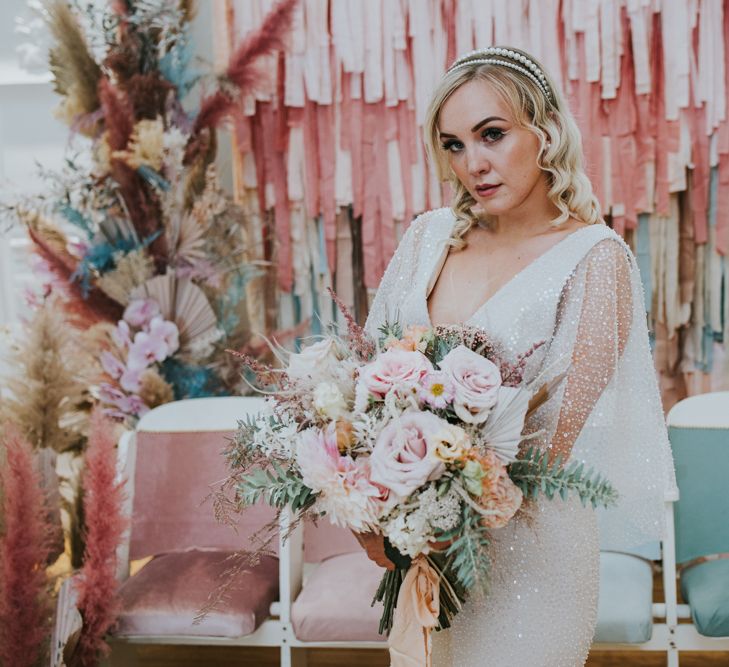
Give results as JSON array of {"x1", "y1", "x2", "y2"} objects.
[{"x1": 365, "y1": 207, "x2": 677, "y2": 551}]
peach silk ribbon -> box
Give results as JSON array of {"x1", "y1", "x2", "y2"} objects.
[{"x1": 388, "y1": 556, "x2": 441, "y2": 667}]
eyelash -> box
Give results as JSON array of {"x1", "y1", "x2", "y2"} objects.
[{"x1": 441, "y1": 128, "x2": 505, "y2": 152}]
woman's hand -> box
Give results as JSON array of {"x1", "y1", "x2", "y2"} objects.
[{"x1": 353, "y1": 530, "x2": 396, "y2": 570}]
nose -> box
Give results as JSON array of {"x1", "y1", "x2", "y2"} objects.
[{"x1": 466, "y1": 144, "x2": 490, "y2": 177}]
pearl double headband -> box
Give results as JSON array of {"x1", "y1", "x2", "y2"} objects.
[{"x1": 447, "y1": 47, "x2": 553, "y2": 102}]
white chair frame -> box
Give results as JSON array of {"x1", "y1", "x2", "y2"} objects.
[
  {"x1": 108, "y1": 397, "x2": 290, "y2": 664},
  {"x1": 277, "y1": 512, "x2": 386, "y2": 667},
  {"x1": 589, "y1": 494, "x2": 680, "y2": 666}
]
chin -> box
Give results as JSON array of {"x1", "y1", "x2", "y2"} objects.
[{"x1": 477, "y1": 201, "x2": 513, "y2": 217}]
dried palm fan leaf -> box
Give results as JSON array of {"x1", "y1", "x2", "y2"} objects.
[
  {"x1": 525, "y1": 371, "x2": 567, "y2": 420},
  {"x1": 170, "y1": 210, "x2": 208, "y2": 264},
  {"x1": 131, "y1": 273, "x2": 221, "y2": 356}
]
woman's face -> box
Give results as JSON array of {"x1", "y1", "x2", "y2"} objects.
[{"x1": 438, "y1": 78, "x2": 547, "y2": 218}]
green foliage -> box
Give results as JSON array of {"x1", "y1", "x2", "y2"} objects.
[
  {"x1": 442, "y1": 505, "x2": 492, "y2": 592},
  {"x1": 509, "y1": 447, "x2": 619, "y2": 508},
  {"x1": 237, "y1": 462, "x2": 316, "y2": 513},
  {"x1": 377, "y1": 318, "x2": 403, "y2": 346}
]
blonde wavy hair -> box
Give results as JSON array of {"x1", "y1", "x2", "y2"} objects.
[{"x1": 424, "y1": 47, "x2": 602, "y2": 249}]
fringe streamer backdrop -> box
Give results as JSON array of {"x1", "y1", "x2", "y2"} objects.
[{"x1": 215, "y1": 0, "x2": 729, "y2": 409}]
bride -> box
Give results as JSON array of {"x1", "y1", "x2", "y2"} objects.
[{"x1": 359, "y1": 47, "x2": 676, "y2": 665}]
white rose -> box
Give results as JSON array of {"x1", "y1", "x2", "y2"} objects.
[
  {"x1": 313, "y1": 381, "x2": 348, "y2": 420},
  {"x1": 438, "y1": 345, "x2": 502, "y2": 424},
  {"x1": 286, "y1": 338, "x2": 342, "y2": 383}
]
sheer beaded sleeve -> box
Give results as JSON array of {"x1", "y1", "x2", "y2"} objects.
[
  {"x1": 537, "y1": 236, "x2": 677, "y2": 549},
  {"x1": 549, "y1": 239, "x2": 633, "y2": 461}
]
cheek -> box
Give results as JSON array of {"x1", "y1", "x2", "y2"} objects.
[{"x1": 504, "y1": 143, "x2": 543, "y2": 190}]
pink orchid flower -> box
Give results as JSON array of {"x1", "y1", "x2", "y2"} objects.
[
  {"x1": 100, "y1": 351, "x2": 125, "y2": 380},
  {"x1": 123, "y1": 298, "x2": 161, "y2": 328},
  {"x1": 147, "y1": 316, "x2": 180, "y2": 356}
]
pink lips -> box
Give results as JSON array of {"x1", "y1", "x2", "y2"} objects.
[{"x1": 475, "y1": 184, "x2": 500, "y2": 197}]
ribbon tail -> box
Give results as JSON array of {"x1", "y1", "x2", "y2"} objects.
[{"x1": 388, "y1": 556, "x2": 440, "y2": 667}]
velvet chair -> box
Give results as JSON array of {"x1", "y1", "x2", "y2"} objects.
[
  {"x1": 278, "y1": 516, "x2": 387, "y2": 666},
  {"x1": 665, "y1": 391, "x2": 729, "y2": 663},
  {"x1": 110, "y1": 397, "x2": 284, "y2": 664}
]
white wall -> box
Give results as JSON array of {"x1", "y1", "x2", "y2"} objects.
[{"x1": 0, "y1": 1, "x2": 67, "y2": 331}]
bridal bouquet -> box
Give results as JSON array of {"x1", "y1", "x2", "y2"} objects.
[{"x1": 226, "y1": 292, "x2": 617, "y2": 661}]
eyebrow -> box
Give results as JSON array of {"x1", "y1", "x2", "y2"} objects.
[{"x1": 439, "y1": 115, "x2": 508, "y2": 138}]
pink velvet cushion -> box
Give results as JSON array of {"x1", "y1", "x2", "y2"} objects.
[
  {"x1": 115, "y1": 549, "x2": 278, "y2": 638},
  {"x1": 291, "y1": 551, "x2": 388, "y2": 642},
  {"x1": 304, "y1": 521, "x2": 360, "y2": 562}
]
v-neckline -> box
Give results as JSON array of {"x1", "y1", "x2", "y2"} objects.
[{"x1": 425, "y1": 222, "x2": 596, "y2": 327}]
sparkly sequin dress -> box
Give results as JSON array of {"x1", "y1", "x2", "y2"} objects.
[{"x1": 364, "y1": 208, "x2": 677, "y2": 667}]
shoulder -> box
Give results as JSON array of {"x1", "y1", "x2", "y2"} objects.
[
  {"x1": 573, "y1": 222, "x2": 636, "y2": 268},
  {"x1": 406, "y1": 207, "x2": 456, "y2": 238},
  {"x1": 397, "y1": 207, "x2": 456, "y2": 253}
]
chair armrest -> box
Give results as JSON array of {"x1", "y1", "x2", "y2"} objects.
[
  {"x1": 662, "y1": 499, "x2": 679, "y2": 629},
  {"x1": 50, "y1": 576, "x2": 82, "y2": 667},
  {"x1": 278, "y1": 509, "x2": 304, "y2": 625}
]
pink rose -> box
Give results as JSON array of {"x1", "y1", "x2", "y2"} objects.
[
  {"x1": 438, "y1": 345, "x2": 501, "y2": 424},
  {"x1": 369, "y1": 411, "x2": 447, "y2": 498},
  {"x1": 357, "y1": 348, "x2": 434, "y2": 401},
  {"x1": 480, "y1": 467, "x2": 523, "y2": 529}
]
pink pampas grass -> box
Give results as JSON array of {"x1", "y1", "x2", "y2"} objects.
[
  {"x1": 0, "y1": 425, "x2": 52, "y2": 667},
  {"x1": 71, "y1": 410, "x2": 127, "y2": 667}
]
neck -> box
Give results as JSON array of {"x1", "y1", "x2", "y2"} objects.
[{"x1": 477, "y1": 182, "x2": 561, "y2": 240}]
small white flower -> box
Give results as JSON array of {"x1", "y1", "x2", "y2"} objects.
[
  {"x1": 313, "y1": 381, "x2": 348, "y2": 420},
  {"x1": 382, "y1": 510, "x2": 433, "y2": 558}
]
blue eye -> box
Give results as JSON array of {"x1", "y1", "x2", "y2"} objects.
[
  {"x1": 482, "y1": 128, "x2": 505, "y2": 142},
  {"x1": 441, "y1": 140, "x2": 464, "y2": 153}
]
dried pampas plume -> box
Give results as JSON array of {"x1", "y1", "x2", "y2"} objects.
[
  {"x1": 71, "y1": 410, "x2": 127, "y2": 667},
  {"x1": 138, "y1": 369, "x2": 175, "y2": 408},
  {"x1": 96, "y1": 249, "x2": 155, "y2": 305},
  {"x1": 0, "y1": 304, "x2": 89, "y2": 453},
  {"x1": 0, "y1": 426, "x2": 53, "y2": 667},
  {"x1": 44, "y1": 0, "x2": 101, "y2": 114}
]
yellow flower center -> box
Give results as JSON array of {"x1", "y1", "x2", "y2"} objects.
[{"x1": 430, "y1": 383, "x2": 444, "y2": 396}]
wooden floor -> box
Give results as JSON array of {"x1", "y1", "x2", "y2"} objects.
[
  {"x1": 110, "y1": 645, "x2": 729, "y2": 666},
  {"x1": 110, "y1": 573, "x2": 729, "y2": 666}
]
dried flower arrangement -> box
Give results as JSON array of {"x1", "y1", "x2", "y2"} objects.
[{"x1": 0, "y1": 0, "x2": 299, "y2": 660}]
